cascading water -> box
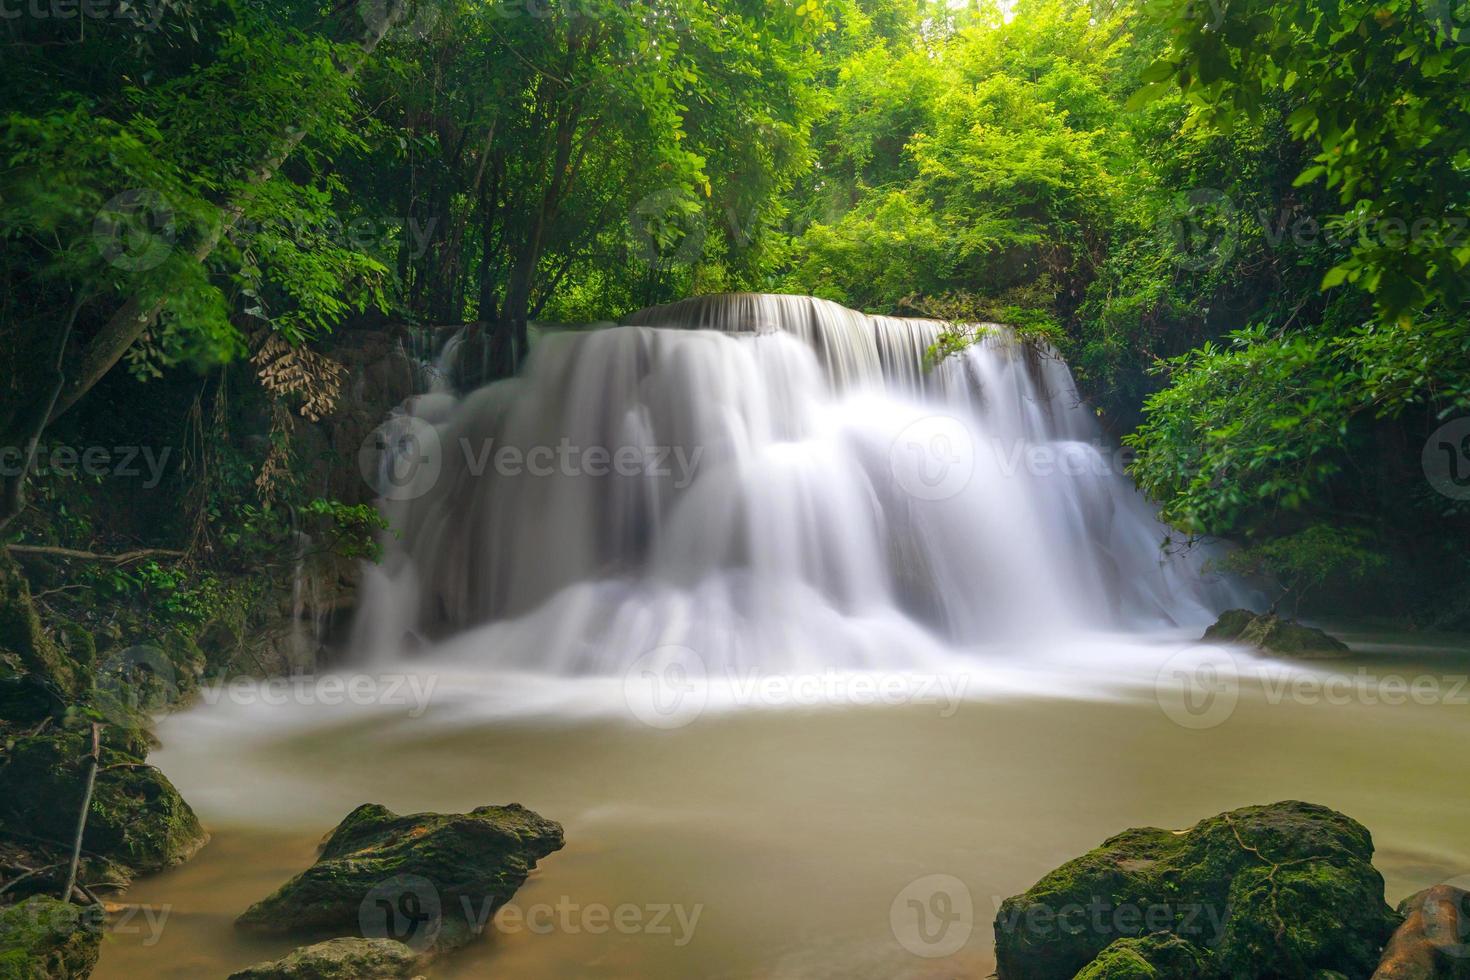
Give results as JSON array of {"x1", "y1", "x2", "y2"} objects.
[{"x1": 350, "y1": 293, "x2": 1248, "y2": 689}]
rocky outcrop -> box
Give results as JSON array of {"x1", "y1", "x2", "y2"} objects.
[
  {"x1": 0, "y1": 731, "x2": 207, "y2": 877},
  {"x1": 994, "y1": 801, "x2": 1399, "y2": 979},
  {"x1": 1203, "y1": 609, "x2": 1351, "y2": 657},
  {"x1": 236, "y1": 803, "x2": 563, "y2": 954},
  {"x1": 0, "y1": 896, "x2": 102, "y2": 979},
  {"x1": 226, "y1": 938, "x2": 421, "y2": 980},
  {"x1": 1374, "y1": 885, "x2": 1470, "y2": 979}
]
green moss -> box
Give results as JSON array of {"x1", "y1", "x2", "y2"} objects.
[
  {"x1": 1074, "y1": 935, "x2": 1212, "y2": 979},
  {"x1": 237, "y1": 803, "x2": 564, "y2": 954},
  {"x1": 0, "y1": 732, "x2": 207, "y2": 876},
  {"x1": 993, "y1": 801, "x2": 1398, "y2": 980},
  {"x1": 1202, "y1": 610, "x2": 1350, "y2": 658},
  {"x1": 0, "y1": 558, "x2": 84, "y2": 697},
  {"x1": 0, "y1": 897, "x2": 103, "y2": 979}
]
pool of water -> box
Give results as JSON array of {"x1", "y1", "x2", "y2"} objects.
[{"x1": 95, "y1": 630, "x2": 1470, "y2": 978}]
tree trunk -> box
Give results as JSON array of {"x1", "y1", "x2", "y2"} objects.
[{"x1": 1, "y1": 0, "x2": 407, "y2": 535}]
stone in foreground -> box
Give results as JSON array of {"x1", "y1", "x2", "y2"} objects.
[
  {"x1": 0, "y1": 897, "x2": 103, "y2": 979},
  {"x1": 1373, "y1": 885, "x2": 1470, "y2": 979},
  {"x1": 226, "y1": 938, "x2": 420, "y2": 980},
  {"x1": 993, "y1": 801, "x2": 1399, "y2": 979},
  {"x1": 1203, "y1": 609, "x2": 1351, "y2": 657},
  {"x1": 1073, "y1": 934, "x2": 1212, "y2": 979},
  {"x1": 0, "y1": 732, "x2": 207, "y2": 877},
  {"x1": 236, "y1": 803, "x2": 564, "y2": 953}
]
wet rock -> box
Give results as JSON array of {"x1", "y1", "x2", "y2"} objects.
[
  {"x1": 1373, "y1": 885, "x2": 1470, "y2": 979},
  {"x1": 993, "y1": 801, "x2": 1399, "y2": 979},
  {"x1": 1203, "y1": 609, "x2": 1351, "y2": 658},
  {"x1": 226, "y1": 937, "x2": 421, "y2": 980},
  {"x1": 0, "y1": 556, "x2": 84, "y2": 697},
  {"x1": 0, "y1": 896, "x2": 104, "y2": 979},
  {"x1": 0, "y1": 732, "x2": 207, "y2": 877},
  {"x1": 1073, "y1": 934, "x2": 1212, "y2": 979},
  {"x1": 236, "y1": 803, "x2": 564, "y2": 953}
]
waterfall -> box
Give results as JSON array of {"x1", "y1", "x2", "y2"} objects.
[{"x1": 352, "y1": 293, "x2": 1246, "y2": 675}]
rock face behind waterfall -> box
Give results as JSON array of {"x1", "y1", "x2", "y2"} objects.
[
  {"x1": 993, "y1": 801, "x2": 1399, "y2": 979},
  {"x1": 236, "y1": 803, "x2": 563, "y2": 954}
]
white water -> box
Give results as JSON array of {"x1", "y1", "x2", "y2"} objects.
[{"x1": 349, "y1": 293, "x2": 1249, "y2": 704}]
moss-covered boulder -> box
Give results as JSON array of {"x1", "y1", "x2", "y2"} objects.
[
  {"x1": 1373, "y1": 885, "x2": 1470, "y2": 979},
  {"x1": 0, "y1": 557, "x2": 84, "y2": 697},
  {"x1": 0, "y1": 731, "x2": 207, "y2": 876},
  {"x1": 0, "y1": 897, "x2": 103, "y2": 979},
  {"x1": 994, "y1": 801, "x2": 1399, "y2": 979},
  {"x1": 226, "y1": 937, "x2": 421, "y2": 979},
  {"x1": 1073, "y1": 934, "x2": 1213, "y2": 979},
  {"x1": 236, "y1": 802, "x2": 563, "y2": 953},
  {"x1": 1204, "y1": 609, "x2": 1351, "y2": 658}
]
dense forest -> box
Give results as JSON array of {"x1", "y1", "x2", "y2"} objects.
[
  {"x1": 6, "y1": 0, "x2": 1468, "y2": 629},
  {"x1": 3, "y1": 0, "x2": 1470, "y2": 976}
]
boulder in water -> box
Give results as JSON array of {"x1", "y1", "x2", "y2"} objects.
[
  {"x1": 226, "y1": 938, "x2": 421, "y2": 979},
  {"x1": 236, "y1": 803, "x2": 563, "y2": 954},
  {"x1": 993, "y1": 800, "x2": 1399, "y2": 979},
  {"x1": 0, "y1": 731, "x2": 206, "y2": 877},
  {"x1": 0, "y1": 896, "x2": 103, "y2": 979},
  {"x1": 1373, "y1": 885, "x2": 1470, "y2": 979},
  {"x1": 1203, "y1": 609, "x2": 1351, "y2": 658}
]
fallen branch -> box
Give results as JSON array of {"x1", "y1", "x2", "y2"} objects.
[
  {"x1": 61, "y1": 724, "x2": 100, "y2": 904},
  {"x1": 6, "y1": 545, "x2": 186, "y2": 565}
]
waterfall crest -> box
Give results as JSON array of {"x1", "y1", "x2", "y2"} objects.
[{"x1": 353, "y1": 293, "x2": 1245, "y2": 673}]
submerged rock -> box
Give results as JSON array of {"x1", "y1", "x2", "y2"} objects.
[
  {"x1": 236, "y1": 803, "x2": 564, "y2": 953},
  {"x1": 0, "y1": 896, "x2": 103, "y2": 979},
  {"x1": 993, "y1": 800, "x2": 1399, "y2": 979},
  {"x1": 226, "y1": 937, "x2": 420, "y2": 980},
  {"x1": 0, "y1": 732, "x2": 207, "y2": 876},
  {"x1": 1373, "y1": 885, "x2": 1470, "y2": 979},
  {"x1": 1203, "y1": 609, "x2": 1351, "y2": 658}
]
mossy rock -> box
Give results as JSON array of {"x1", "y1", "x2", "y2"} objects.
[
  {"x1": 0, "y1": 897, "x2": 103, "y2": 979},
  {"x1": 226, "y1": 937, "x2": 421, "y2": 979},
  {"x1": 236, "y1": 802, "x2": 564, "y2": 954},
  {"x1": 1203, "y1": 609, "x2": 1351, "y2": 658},
  {"x1": 0, "y1": 731, "x2": 207, "y2": 876},
  {"x1": 993, "y1": 801, "x2": 1399, "y2": 979},
  {"x1": 1074, "y1": 934, "x2": 1213, "y2": 978},
  {"x1": 0, "y1": 558, "x2": 85, "y2": 697}
]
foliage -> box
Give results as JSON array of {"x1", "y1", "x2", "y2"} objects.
[{"x1": 1214, "y1": 525, "x2": 1389, "y2": 614}]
